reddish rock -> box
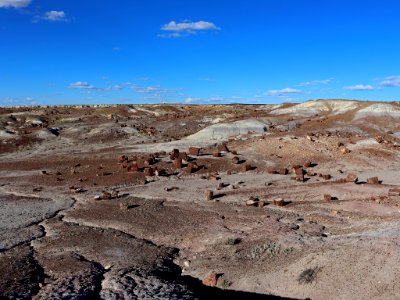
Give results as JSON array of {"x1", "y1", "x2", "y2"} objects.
[
  {"x1": 296, "y1": 174, "x2": 305, "y2": 182},
  {"x1": 267, "y1": 167, "x2": 277, "y2": 174},
  {"x1": 367, "y1": 177, "x2": 380, "y2": 184},
  {"x1": 279, "y1": 168, "x2": 288, "y2": 175},
  {"x1": 323, "y1": 174, "x2": 332, "y2": 180},
  {"x1": 324, "y1": 194, "x2": 332, "y2": 202},
  {"x1": 218, "y1": 143, "x2": 229, "y2": 152},
  {"x1": 202, "y1": 272, "x2": 221, "y2": 287},
  {"x1": 346, "y1": 173, "x2": 358, "y2": 183},
  {"x1": 144, "y1": 167, "x2": 154, "y2": 177},
  {"x1": 213, "y1": 151, "x2": 221, "y2": 158},
  {"x1": 174, "y1": 157, "x2": 183, "y2": 169},
  {"x1": 127, "y1": 162, "x2": 139, "y2": 172},
  {"x1": 170, "y1": 149, "x2": 180, "y2": 160},
  {"x1": 232, "y1": 156, "x2": 240, "y2": 164},
  {"x1": 388, "y1": 188, "x2": 400, "y2": 196},
  {"x1": 102, "y1": 191, "x2": 112, "y2": 200},
  {"x1": 303, "y1": 160, "x2": 312, "y2": 168},
  {"x1": 118, "y1": 155, "x2": 128, "y2": 163},
  {"x1": 189, "y1": 147, "x2": 200, "y2": 156},
  {"x1": 205, "y1": 190, "x2": 214, "y2": 201},
  {"x1": 273, "y1": 198, "x2": 286, "y2": 206},
  {"x1": 242, "y1": 164, "x2": 252, "y2": 172}
]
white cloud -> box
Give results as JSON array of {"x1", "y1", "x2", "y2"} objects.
[
  {"x1": 132, "y1": 85, "x2": 180, "y2": 94},
  {"x1": 380, "y1": 76, "x2": 400, "y2": 87},
  {"x1": 344, "y1": 84, "x2": 375, "y2": 91},
  {"x1": 68, "y1": 81, "x2": 97, "y2": 90},
  {"x1": 42, "y1": 11, "x2": 67, "y2": 22},
  {"x1": 299, "y1": 79, "x2": 332, "y2": 86},
  {"x1": 0, "y1": 0, "x2": 31, "y2": 8},
  {"x1": 267, "y1": 88, "x2": 304, "y2": 96},
  {"x1": 159, "y1": 20, "x2": 219, "y2": 38}
]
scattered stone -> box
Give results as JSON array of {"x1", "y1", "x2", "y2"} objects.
[
  {"x1": 303, "y1": 161, "x2": 312, "y2": 168},
  {"x1": 323, "y1": 174, "x2": 332, "y2": 180},
  {"x1": 218, "y1": 143, "x2": 229, "y2": 152},
  {"x1": 170, "y1": 148, "x2": 180, "y2": 160},
  {"x1": 41, "y1": 170, "x2": 47, "y2": 175},
  {"x1": 346, "y1": 173, "x2": 358, "y2": 183},
  {"x1": 341, "y1": 148, "x2": 351, "y2": 154},
  {"x1": 267, "y1": 167, "x2": 277, "y2": 174},
  {"x1": 324, "y1": 194, "x2": 332, "y2": 202},
  {"x1": 207, "y1": 175, "x2": 219, "y2": 181},
  {"x1": 232, "y1": 156, "x2": 240, "y2": 164},
  {"x1": 118, "y1": 155, "x2": 127, "y2": 163},
  {"x1": 174, "y1": 157, "x2": 183, "y2": 169},
  {"x1": 367, "y1": 177, "x2": 380, "y2": 184},
  {"x1": 205, "y1": 190, "x2": 214, "y2": 201},
  {"x1": 242, "y1": 164, "x2": 252, "y2": 172},
  {"x1": 273, "y1": 198, "x2": 287, "y2": 207},
  {"x1": 119, "y1": 202, "x2": 129, "y2": 210},
  {"x1": 246, "y1": 200, "x2": 258, "y2": 207},
  {"x1": 189, "y1": 147, "x2": 200, "y2": 156},
  {"x1": 213, "y1": 151, "x2": 221, "y2": 158},
  {"x1": 202, "y1": 272, "x2": 221, "y2": 287},
  {"x1": 144, "y1": 167, "x2": 154, "y2": 177},
  {"x1": 127, "y1": 162, "x2": 139, "y2": 172},
  {"x1": 388, "y1": 188, "x2": 400, "y2": 196},
  {"x1": 279, "y1": 168, "x2": 288, "y2": 175},
  {"x1": 165, "y1": 186, "x2": 179, "y2": 192},
  {"x1": 102, "y1": 192, "x2": 112, "y2": 200}
]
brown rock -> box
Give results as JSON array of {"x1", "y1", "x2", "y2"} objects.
[
  {"x1": 232, "y1": 156, "x2": 240, "y2": 164},
  {"x1": 118, "y1": 155, "x2": 127, "y2": 163},
  {"x1": 346, "y1": 173, "x2": 358, "y2": 183},
  {"x1": 323, "y1": 174, "x2": 332, "y2": 180},
  {"x1": 127, "y1": 162, "x2": 139, "y2": 172},
  {"x1": 174, "y1": 157, "x2": 183, "y2": 169},
  {"x1": 303, "y1": 161, "x2": 312, "y2": 168},
  {"x1": 367, "y1": 177, "x2": 380, "y2": 184},
  {"x1": 218, "y1": 143, "x2": 229, "y2": 152},
  {"x1": 242, "y1": 164, "x2": 252, "y2": 172},
  {"x1": 205, "y1": 190, "x2": 214, "y2": 201},
  {"x1": 170, "y1": 149, "x2": 180, "y2": 160},
  {"x1": 246, "y1": 200, "x2": 258, "y2": 207},
  {"x1": 324, "y1": 194, "x2": 332, "y2": 202},
  {"x1": 273, "y1": 198, "x2": 286, "y2": 207},
  {"x1": 213, "y1": 151, "x2": 221, "y2": 158},
  {"x1": 102, "y1": 191, "x2": 112, "y2": 200},
  {"x1": 144, "y1": 167, "x2": 154, "y2": 177},
  {"x1": 189, "y1": 147, "x2": 200, "y2": 156},
  {"x1": 202, "y1": 272, "x2": 220, "y2": 287},
  {"x1": 296, "y1": 174, "x2": 305, "y2": 182},
  {"x1": 267, "y1": 167, "x2": 277, "y2": 174},
  {"x1": 279, "y1": 168, "x2": 288, "y2": 175},
  {"x1": 388, "y1": 188, "x2": 400, "y2": 196}
]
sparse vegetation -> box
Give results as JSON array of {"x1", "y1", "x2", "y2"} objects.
[
  {"x1": 219, "y1": 279, "x2": 233, "y2": 289},
  {"x1": 298, "y1": 267, "x2": 321, "y2": 284},
  {"x1": 248, "y1": 241, "x2": 293, "y2": 259}
]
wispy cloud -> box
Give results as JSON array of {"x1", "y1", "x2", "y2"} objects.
[
  {"x1": 267, "y1": 88, "x2": 304, "y2": 96},
  {"x1": 380, "y1": 76, "x2": 400, "y2": 87},
  {"x1": 343, "y1": 84, "x2": 376, "y2": 91},
  {"x1": 68, "y1": 81, "x2": 98, "y2": 90},
  {"x1": 159, "y1": 20, "x2": 219, "y2": 38},
  {"x1": 299, "y1": 79, "x2": 332, "y2": 86},
  {"x1": 0, "y1": 0, "x2": 31, "y2": 8},
  {"x1": 132, "y1": 85, "x2": 180, "y2": 94},
  {"x1": 34, "y1": 10, "x2": 68, "y2": 22}
]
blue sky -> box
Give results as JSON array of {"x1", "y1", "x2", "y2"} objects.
[{"x1": 1, "y1": 0, "x2": 400, "y2": 106}]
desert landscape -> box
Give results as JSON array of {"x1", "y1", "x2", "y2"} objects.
[{"x1": 2, "y1": 100, "x2": 400, "y2": 299}]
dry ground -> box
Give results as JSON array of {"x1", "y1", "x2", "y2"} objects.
[{"x1": 1, "y1": 100, "x2": 400, "y2": 299}]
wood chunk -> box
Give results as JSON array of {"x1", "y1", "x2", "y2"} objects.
[
  {"x1": 189, "y1": 147, "x2": 200, "y2": 156},
  {"x1": 367, "y1": 177, "x2": 380, "y2": 184},
  {"x1": 242, "y1": 164, "x2": 252, "y2": 172},
  {"x1": 279, "y1": 168, "x2": 288, "y2": 175},
  {"x1": 213, "y1": 151, "x2": 221, "y2": 158},
  {"x1": 205, "y1": 190, "x2": 214, "y2": 201},
  {"x1": 174, "y1": 157, "x2": 183, "y2": 169},
  {"x1": 346, "y1": 173, "x2": 358, "y2": 183},
  {"x1": 144, "y1": 167, "x2": 153, "y2": 177}
]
